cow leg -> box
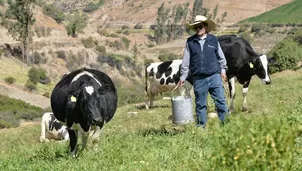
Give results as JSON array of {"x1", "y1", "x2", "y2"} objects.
[
  {"x1": 39, "y1": 120, "x2": 47, "y2": 142},
  {"x1": 81, "y1": 132, "x2": 89, "y2": 151},
  {"x1": 90, "y1": 126, "x2": 102, "y2": 150},
  {"x1": 228, "y1": 77, "x2": 236, "y2": 113},
  {"x1": 149, "y1": 93, "x2": 154, "y2": 108},
  {"x1": 242, "y1": 80, "x2": 251, "y2": 112},
  {"x1": 68, "y1": 129, "x2": 78, "y2": 157}
]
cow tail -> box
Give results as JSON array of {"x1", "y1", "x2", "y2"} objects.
[{"x1": 145, "y1": 66, "x2": 149, "y2": 96}]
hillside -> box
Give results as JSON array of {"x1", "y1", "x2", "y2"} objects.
[
  {"x1": 239, "y1": 0, "x2": 302, "y2": 24},
  {"x1": 0, "y1": 0, "x2": 295, "y2": 107},
  {"x1": 0, "y1": 69, "x2": 301, "y2": 169},
  {"x1": 85, "y1": 0, "x2": 293, "y2": 27}
]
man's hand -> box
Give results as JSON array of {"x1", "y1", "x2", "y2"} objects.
[
  {"x1": 178, "y1": 80, "x2": 185, "y2": 87},
  {"x1": 221, "y1": 73, "x2": 227, "y2": 82}
]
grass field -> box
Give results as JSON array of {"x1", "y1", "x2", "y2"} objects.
[
  {"x1": 0, "y1": 70, "x2": 302, "y2": 170},
  {"x1": 0, "y1": 58, "x2": 57, "y2": 94},
  {"x1": 239, "y1": 0, "x2": 302, "y2": 24}
]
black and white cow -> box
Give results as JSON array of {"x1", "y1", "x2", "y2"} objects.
[
  {"x1": 39, "y1": 112, "x2": 69, "y2": 143},
  {"x1": 145, "y1": 59, "x2": 193, "y2": 109},
  {"x1": 218, "y1": 35, "x2": 273, "y2": 113},
  {"x1": 51, "y1": 68, "x2": 117, "y2": 156}
]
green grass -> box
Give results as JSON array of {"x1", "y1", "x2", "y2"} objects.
[
  {"x1": 239, "y1": 0, "x2": 302, "y2": 24},
  {"x1": 0, "y1": 58, "x2": 29, "y2": 87},
  {"x1": 0, "y1": 70, "x2": 302, "y2": 170},
  {"x1": 0, "y1": 94, "x2": 44, "y2": 128},
  {"x1": 0, "y1": 58, "x2": 58, "y2": 94}
]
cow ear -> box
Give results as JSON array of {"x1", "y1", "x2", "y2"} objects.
[{"x1": 268, "y1": 57, "x2": 276, "y2": 64}]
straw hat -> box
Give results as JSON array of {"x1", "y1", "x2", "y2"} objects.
[{"x1": 187, "y1": 15, "x2": 216, "y2": 32}]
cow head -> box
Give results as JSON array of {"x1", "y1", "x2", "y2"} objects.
[
  {"x1": 251, "y1": 54, "x2": 271, "y2": 85},
  {"x1": 78, "y1": 85, "x2": 103, "y2": 126}
]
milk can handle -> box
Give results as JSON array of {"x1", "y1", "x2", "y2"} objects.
[{"x1": 171, "y1": 84, "x2": 179, "y2": 98}]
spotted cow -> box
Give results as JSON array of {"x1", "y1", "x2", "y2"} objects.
[
  {"x1": 51, "y1": 68, "x2": 117, "y2": 157},
  {"x1": 145, "y1": 59, "x2": 193, "y2": 109},
  {"x1": 218, "y1": 35, "x2": 274, "y2": 112},
  {"x1": 39, "y1": 112, "x2": 69, "y2": 143}
]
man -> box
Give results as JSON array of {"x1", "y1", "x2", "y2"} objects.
[{"x1": 179, "y1": 15, "x2": 229, "y2": 127}]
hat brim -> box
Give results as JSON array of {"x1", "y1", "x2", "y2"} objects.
[{"x1": 187, "y1": 19, "x2": 216, "y2": 32}]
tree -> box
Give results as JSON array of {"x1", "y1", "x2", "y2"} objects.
[
  {"x1": 221, "y1": 12, "x2": 227, "y2": 23},
  {"x1": 5, "y1": 0, "x2": 36, "y2": 64},
  {"x1": 132, "y1": 42, "x2": 139, "y2": 60},
  {"x1": 212, "y1": 4, "x2": 218, "y2": 20},
  {"x1": 154, "y1": 3, "x2": 170, "y2": 44},
  {"x1": 192, "y1": 0, "x2": 206, "y2": 21},
  {"x1": 65, "y1": 13, "x2": 87, "y2": 38}
]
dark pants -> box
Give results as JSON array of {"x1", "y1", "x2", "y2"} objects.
[{"x1": 193, "y1": 74, "x2": 228, "y2": 127}]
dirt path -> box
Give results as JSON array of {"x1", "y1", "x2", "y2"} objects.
[{"x1": 0, "y1": 81, "x2": 50, "y2": 109}]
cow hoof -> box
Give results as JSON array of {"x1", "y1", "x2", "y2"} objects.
[
  {"x1": 242, "y1": 106, "x2": 248, "y2": 112},
  {"x1": 39, "y1": 137, "x2": 50, "y2": 143},
  {"x1": 229, "y1": 108, "x2": 234, "y2": 114}
]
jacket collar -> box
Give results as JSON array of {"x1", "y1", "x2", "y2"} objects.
[{"x1": 193, "y1": 33, "x2": 214, "y2": 42}]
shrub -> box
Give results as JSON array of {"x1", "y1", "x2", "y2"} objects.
[
  {"x1": 114, "y1": 40, "x2": 124, "y2": 50},
  {"x1": 251, "y1": 23, "x2": 268, "y2": 33},
  {"x1": 207, "y1": 115, "x2": 300, "y2": 170},
  {"x1": 144, "y1": 58, "x2": 154, "y2": 66},
  {"x1": 39, "y1": 76, "x2": 51, "y2": 85},
  {"x1": 292, "y1": 29, "x2": 302, "y2": 44},
  {"x1": 238, "y1": 24, "x2": 250, "y2": 33},
  {"x1": 117, "y1": 84, "x2": 145, "y2": 106},
  {"x1": 43, "y1": 92, "x2": 50, "y2": 98},
  {"x1": 0, "y1": 95, "x2": 43, "y2": 128},
  {"x1": 110, "y1": 33, "x2": 119, "y2": 38},
  {"x1": 268, "y1": 38, "x2": 302, "y2": 74},
  {"x1": 98, "y1": 29, "x2": 110, "y2": 37},
  {"x1": 147, "y1": 42, "x2": 155, "y2": 48},
  {"x1": 0, "y1": 119, "x2": 16, "y2": 129},
  {"x1": 149, "y1": 24, "x2": 156, "y2": 30},
  {"x1": 0, "y1": 0, "x2": 5, "y2": 6},
  {"x1": 83, "y1": 2, "x2": 99, "y2": 13},
  {"x1": 25, "y1": 80, "x2": 37, "y2": 92},
  {"x1": 271, "y1": 23, "x2": 284, "y2": 28},
  {"x1": 28, "y1": 67, "x2": 47, "y2": 85},
  {"x1": 82, "y1": 37, "x2": 95, "y2": 48},
  {"x1": 95, "y1": 45, "x2": 106, "y2": 55},
  {"x1": 134, "y1": 22, "x2": 143, "y2": 29},
  {"x1": 123, "y1": 30, "x2": 130, "y2": 35},
  {"x1": 32, "y1": 51, "x2": 42, "y2": 64},
  {"x1": 4, "y1": 76, "x2": 16, "y2": 84},
  {"x1": 56, "y1": 50, "x2": 67, "y2": 60},
  {"x1": 121, "y1": 37, "x2": 131, "y2": 49},
  {"x1": 65, "y1": 53, "x2": 86, "y2": 71},
  {"x1": 267, "y1": 28, "x2": 277, "y2": 34},
  {"x1": 43, "y1": 4, "x2": 65, "y2": 23},
  {"x1": 83, "y1": 0, "x2": 104, "y2": 13},
  {"x1": 65, "y1": 13, "x2": 87, "y2": 37},
  {"x1": 122, "y1": 25, "x2": 129, "y2": 30},
  {"x1": 158, "y1": 51, "x2": 181, "y2": 61},
  {"x1": 0, "y1": 111, "x2": 19, "y2": 128},
  {"x1": 239, "y1": 32, "x2": 253, "y2": 43}
]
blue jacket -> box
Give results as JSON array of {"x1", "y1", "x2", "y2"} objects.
[{"x1": 187, "y1": 34, "x2": 221, "y2": 77}]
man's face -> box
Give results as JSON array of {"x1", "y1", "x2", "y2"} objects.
[{"x1": 195, "y1": 23, "x2": 207, "y2": 36}]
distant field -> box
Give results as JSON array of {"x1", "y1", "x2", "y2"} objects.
[
  {"x1": 239, "y1": 0, "x2": 302, "y2": 24},
  {"x1": 0, "y1": 58, "x2": 56, "y2": 94},
  {"x1": 0, "y1": 69, "x2": 301, "y2": 170}
]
